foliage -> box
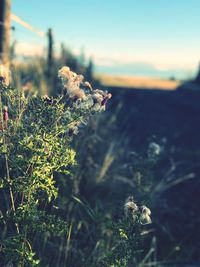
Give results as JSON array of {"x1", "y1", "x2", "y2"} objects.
[
  {"x1": 95, "y1": 198, "x2": 152, "y2": 267},
  {"x1": 2, "y1": 59, "x2": 198, "y2": 267},
  {"x1": 0, "y1": 65, "x2": 111, "y2": 266}
]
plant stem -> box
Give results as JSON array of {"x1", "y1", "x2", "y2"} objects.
[{"x1": 0, "y1": 91, "x2": 19, "y2": 234}]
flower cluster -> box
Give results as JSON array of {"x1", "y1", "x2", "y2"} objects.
[
  {"x1": 124, "y1": 196, "x2": 152, "y2": 225},
  {"x1": 58, "y1": 66, "x2": 112, "y2": 112},
  {"x1": 57, "y1": 66, "x2": 112, "y2": 137}
]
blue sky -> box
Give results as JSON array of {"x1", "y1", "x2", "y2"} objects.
[{"x1": 11, "y1": 0, "x2": 200, "y2": 78}]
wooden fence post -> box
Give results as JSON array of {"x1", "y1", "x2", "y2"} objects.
[
  {"x1": 0, "y1": 0, "x2": 11, "y2": 67},
  {"x1": 47, "y1": 28, "x2": 53, "y2": 76}
]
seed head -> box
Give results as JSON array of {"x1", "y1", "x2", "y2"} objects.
[
  {"x1": 124, "y1": 196, "x2": 138, "y2": 219},
  {"x1": 3, "y1": 106, "x2": 8, "y2": 112},
  {"x1": 141, "y1": 205, "x2": 151, "y2": 216},
  {"x1": 148, "y1": 142, "x2": 161, "y2": 159},
  {"x1": 84, "y1": 81, "x2": 93, "y2": 91},
  {"x1": 58, "y1": 66, "x2": 71, "y2": 81},
  {"x1": 71, "y1": 89, "x2": 86, "y2": 101},
  {"x1": 140, "y1": 205, "x2": 152, "y2": 225},
  {"x1": 0, "y1": 64, "x2": 10, "y2": 86}
]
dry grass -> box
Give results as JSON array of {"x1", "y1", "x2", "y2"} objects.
[{"x1": 96, "y1": 73, "x2": 181, "y2": 90}]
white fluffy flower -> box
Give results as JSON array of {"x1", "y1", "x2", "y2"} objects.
[
  {"x1": 0, "y1": 64, "x2": 10, "y2": 86},
  {"x1": 58, "y1": 67, "x2": 86, "y2": 100},
  {"x1": 58, "y1": 66, "x2": 111, "y2": 107},
  {"x1": 140, "y1": 205, "x2": 152, "y2": 225},
  {"x1": 124, "y1": 196, "x2": 138, "y2": 219},
  {"x1": 92, "y1": 92, "x2": 104, "y2": 104},
  {"x1": 141, "y1": 205, "x2": 151, "y2": 216},
  {"x1": 148, "y1": 142, "x2": 161, "y2": 160},
  {"x1": 58, "y1": 66, "x2": 71, "y2": 81}
]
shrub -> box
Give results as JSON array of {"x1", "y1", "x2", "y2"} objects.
[{"x1": 0, "y1": 65, "x2": 111, "y2": 266}]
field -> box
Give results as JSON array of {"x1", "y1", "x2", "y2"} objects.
[{"x1": 96, "y1": 73, "x2": 181, "y2": 90}]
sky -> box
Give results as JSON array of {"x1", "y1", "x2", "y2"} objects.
[{"x1": 11, "y1": 0, "x2": 200, "y2": 79}]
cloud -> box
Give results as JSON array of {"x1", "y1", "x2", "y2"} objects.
[
  {"x1": 15, "y1": 42, "x2": 45, "y2": 57},
  {"x1": 93, "y1": 57, "x2": 118, "y2": 67},
  {"x1": 93, "y1": 53, "x2": 196, "y2": 71}
]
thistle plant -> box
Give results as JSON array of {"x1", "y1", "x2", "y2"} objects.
[
  {"x1": 97, "y1": 197, "x2": 152, "y2": 267},
  {"x1": 124, "y1": 196, "x2": 152, "y2": 225},
  {"x1": 0, "y1": 65, "x2": 111, "y2": 266}
]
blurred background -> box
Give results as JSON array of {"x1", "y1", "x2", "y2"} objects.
[{"x1": 1, "y1": 0, "x2": 200, "y2": 266}]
